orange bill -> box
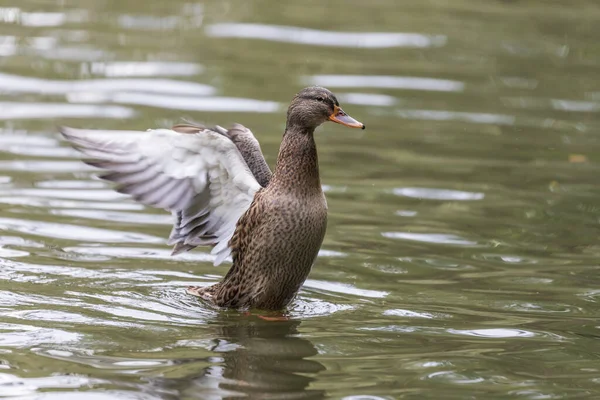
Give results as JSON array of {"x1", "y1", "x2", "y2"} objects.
[{"x1": 328, "y1": 106, "x2": 365, "y2": 129}]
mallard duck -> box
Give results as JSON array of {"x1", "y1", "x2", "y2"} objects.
[{"x1": 60, "y1": 86, "x2": 365, "y2": 310}]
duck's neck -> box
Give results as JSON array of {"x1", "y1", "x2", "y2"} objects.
[{"x1": 270, "y1": 126, "x2": 321, "y2": 193}]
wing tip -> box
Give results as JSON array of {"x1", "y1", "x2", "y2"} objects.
[
  {"x1": 171, "y1": 243, "x2": 196, "y2": 256},
  {"x1": 57, "y1": 125, "x2": 77, "y2": 140}
]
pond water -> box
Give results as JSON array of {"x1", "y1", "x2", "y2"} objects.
[{"x1": 1, "y1": 0, "x2": 600, "y2": 398}]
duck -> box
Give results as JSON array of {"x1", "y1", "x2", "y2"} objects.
[{"x1": 60, "y1": 86, "x2": 365, "y2": 310}]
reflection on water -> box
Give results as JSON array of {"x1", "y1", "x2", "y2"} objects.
[
  {"x1": 306, "y1": 75, "x2": 464, "y2": 92},
  {"x1": 0, "y1": 73, "x2": 214, "y2": 96},
  {"x1": 182, "y1": 317, "x2": 325, "y2": 399},
  {"x1": 1, "y1": 0, "x2": 600, "y2": 399},
  {"x1": 0, "y1": 102, "x2": 135, "y2": 120},
  {"x1": 88, "y1": 62, "x2": 203, "y2": 77},
  {"x1": 206, "y1": 23, "x2": 447, "y2": 48}
]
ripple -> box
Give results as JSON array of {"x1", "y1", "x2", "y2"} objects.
[
  {"x1": 446, "y1": 328, "x2": 535, "y2": 338},
  {"x1": 0, "y1": 217, "x2": 163, "y2": 243},
  {"x1": 206, "y1": 23, "x2": 446, "y2": 48},
  {"x1": 0, "y1": 72, "x2": 215, "y2": 96},
  {"x1": 342, "y1": 396, "x2": 389, "y2": 400},
  {"x1": 68, "y1": 291, "x2": 212, "y2": 324},
  {"x1": 68, "y1": 92, "x2": 280, "y2": 113},
  {"x1": 578, "y1": 289, "x2": 600, "y2": 303},
  {"x1": 383, "y1": 232, "x2": 479, "y2": 246},
  {"x1": 393, "y1": 187, "x2": 484, "y2": 201},
  {"x1": 396, "y1": 210, "x2": 418, "y2": 217},
  {"x1": 305, "y1": 279, "x2": 388, "y2": 298},
  {"x1": 0, "y1": 102, "x2": 134, "y2": 120},
  {"x1": 0, "y1": 188, "x2": 126, "y2": 201},
  {"x1": 399, "y1": 256, "x2": 475, "y2": 271},
  {"x1": 0, "y1": 8, "x2": 67, "y2": 27},
  {"x1": 318, "y1": 249, "x2": 347, "y2": 257},
  {"x1": 551, "y1": 99, "x2": 600, "y2": 112},
  {"x1": 64, "y1": 246, "x2": 215, "y2": 262},
  {"x1": 0, "y1": 248, "x2": 29, "y2": 258},
  {"x1": 501, "y1": 302, "x2": 581, "y2": 314},
  {"x1": 289, "y1": 298, "x2": 354, "y2": 318},
  {"x1": 88, "y1": 61, "x2": 203, "y2": 77},
  {"x1": 473, "y1": 253, "x2": 539, "y2": 265},
  {"x1": 396, "y1": 109, "x2": 515, "y2": 125},
  {"x1": 1, "y1": 144, "x2": 78, "y2": 158},
  {"x1": 424, "y1": 371, "x2": 485, "y2": 384},
  {"x1": 0, "y1": 196, "x2": 143, "y2": 210},
  {"x1": 0, "y1": 323, "x2": 80, "y2": 347},
  {"x1": 383, "y1": 309, "x2": 443, "y2": 319},
  {"x1": 307, "y1": 75, "x2": 464, "y2": 92},
  {"x1": 0, "y1": 373, "x2": 99, "y2": 397},
  {"x1": 22, "y1": 391, "x2": 166, "y2": 400},
  {"x1": 0, "y1": 35, "x2": 16, "y2": 56},
  {"x1": 500, "y1": 76, "x2": 539, "y2": 89},
  {"x1": 337, "y1": 92, "x2": 397, "y2": 106},
  {"x1": 0, "y1": 258, "x2": 201, "y2": 285},
  {"x1": 502, "y1": 96, "x2": 600, "y2": 113},
  {"x1": 53, "y1": 209, "x2": 172, "y2": 225},
  {"x1": 0, "y1": 309, "x2": 145, "y2": 328},
  {"x1": 0, "y1": 132, "x2": 58, "y2": 146},
  {"x1": 119, "y1": 14, "x2": 184, "y2": 31}
]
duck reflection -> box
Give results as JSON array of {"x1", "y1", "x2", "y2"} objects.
[{"x1": 187, "y1": 314, "x2": 326, "y2": 399}]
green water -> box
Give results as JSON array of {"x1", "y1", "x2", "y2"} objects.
[{"x1": 1, "y1": 0, "x2": 600, "y2": 398}]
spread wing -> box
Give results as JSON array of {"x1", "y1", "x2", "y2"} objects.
[
  {"x1": 173, "y1": 122, "x2": 272, "y2": 187},
  {"x1": 60, "y1": 126, "x2": 262, "y2": 266}
]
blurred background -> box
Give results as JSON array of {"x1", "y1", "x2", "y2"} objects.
[{"x1": 1, "y1": 0, "x2": 600, "y2": 398}]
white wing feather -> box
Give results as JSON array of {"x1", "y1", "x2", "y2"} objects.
[{"x1": 60, "y1": 127, "x2": 261, "y2": 266}]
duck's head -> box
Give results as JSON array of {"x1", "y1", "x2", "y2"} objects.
[{"x1": 286, "y1": 86, "x2": 365, "y2": 131}]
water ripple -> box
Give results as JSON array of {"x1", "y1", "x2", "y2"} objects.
[
  {"x1": 0, "y1": 188, "x2": 126, "y2": 201},
  {"x1": 337, "y1": 92, "x2": 397, "y2": 106},
  {"x1": 0, "y1": 217, "x2": 163, "y2": 243},
  {"x1": 0, "y1": 73, "x2": 215, "y2": 96},
  {"x1": 68, "y1": 92, "x2": 281, "y2": 113},
  {"x1": 396, "y1": 109, "x2": 515, "y2": 125},
  {"x1": 383, "y1": 309, "x2": 446, "y2": 319},
  {"x1": 307, "y1": 74, "x2": 464, "y2": 92},
  {"x1": 206, "y1": 23, "x2": 447, "y2": 48},
  {"x1": 305, "y1": 279, "x2": 388, "y2": 299},
  {"x1": 53, "y1": 209, "x2": 171, "y2": 225},
  {"x1": 393, "y1": 187, "x2": 485, "y2": 201},
  {"x1": 0, "y1": 196, "x2": 143, "y2": 210},
  {"x1": 0, "y1": 102, "x2": 134, "y2": 120},
  {"x1": 446, "y1": 328, "x2": 536, "y2": 338},
  {"x1": 0, "y1": 323, "x2": 80, "y2": 347},
  {"x1": 64, "y1": 246, "x2": 214, "y2": 262},
  {"x1": 0, "y1": 7, "x2": 68, "y2": 27},
  {"x1": 88, "y1": 61, "x2": 203, "y2": 77},
  {"x1": 383, "y1": 232, "x2": 480, "y2": 246},
  {"x1": 0, "y1": 373, "x2": 99, "y2": 397}
]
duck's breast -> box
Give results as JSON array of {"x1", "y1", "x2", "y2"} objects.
[{"x1": 237, "y1": 190, "x2": 328, "y2": 308}]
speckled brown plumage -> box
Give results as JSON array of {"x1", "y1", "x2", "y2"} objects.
[
  {"x1": 190, "y1": 132, "x2": 328, "y2": 309},
  {"x1": 187, "y1": 87, "x2": 364, "y2": 310}
]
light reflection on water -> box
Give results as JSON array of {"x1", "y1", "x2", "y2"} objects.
[
  {"x1": 306, "y1": 74, "x2": 465, "y2": 92},
  {"x1": 0, "y1": 0, "x2": 599, "y2": 399},
  {"x1": 0, "y1": 102, "x2": 135, "y2": 120},
  {"x1": 206, "y1": 23, "x2": 447, "y2": 48}
]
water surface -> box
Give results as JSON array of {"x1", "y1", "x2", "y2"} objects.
[{"x1": 1, "y1": 0, "x2": 600, "y2": 399}]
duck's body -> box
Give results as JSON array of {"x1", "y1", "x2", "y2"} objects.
[{"x1": 61, "y1": 86, "x2": 364, "y2": 311}]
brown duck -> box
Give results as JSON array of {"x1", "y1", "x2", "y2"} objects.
[{"x1": 60, "y1": 86, "x2": 365, "y2": 310}]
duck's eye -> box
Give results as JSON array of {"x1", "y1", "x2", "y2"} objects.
[{"x1": 316, "y1": 96, "x2": 325, "y2": 103}]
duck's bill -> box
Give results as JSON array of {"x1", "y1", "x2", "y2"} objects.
[{"x1": 329, "y1": 106, "x2": 365, "y2": 129}]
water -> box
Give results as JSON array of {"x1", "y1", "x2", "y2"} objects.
[{"x1": 1, "y1": 0, "x2": 600, "y2": 398}]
